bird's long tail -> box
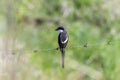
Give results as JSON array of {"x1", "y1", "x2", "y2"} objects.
[{"x1": 61, "y1": 48, "x2": 65, "y2": 68}]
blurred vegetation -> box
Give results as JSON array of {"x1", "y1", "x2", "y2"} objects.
[{"x1": 0, "y1": 0, "x2": 120, "y2": 80}]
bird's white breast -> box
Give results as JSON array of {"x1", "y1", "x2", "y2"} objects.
[{"x1": 59, "y1": 30, "x2": 64, "y2": 33}]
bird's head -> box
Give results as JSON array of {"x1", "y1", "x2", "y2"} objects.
[{"x1": 55, "y1": 26, "x2": 65, "y2": 33}]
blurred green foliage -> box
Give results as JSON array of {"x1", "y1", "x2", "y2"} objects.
[{"x1": 1, "y1": 0, "x2": 120, "y2": 80}]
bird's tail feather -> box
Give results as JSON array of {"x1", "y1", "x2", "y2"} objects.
[{"x1": 61, "y1": 48, "x2": 65, "y2": 68}]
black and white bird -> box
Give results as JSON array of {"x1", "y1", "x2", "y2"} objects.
[{"x1": 56, "y1": 26, "x2": 69, "y2": 68}]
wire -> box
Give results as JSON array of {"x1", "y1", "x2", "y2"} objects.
[
  {"x1": 33, "y1": 40, "x2": 117, "y2": 53},
  {"x1": 0, "y1": 40, "x2": 119, "y2": 53}
]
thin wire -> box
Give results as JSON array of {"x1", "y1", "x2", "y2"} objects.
[
  {"x1": 68, "y1": 41, "x2": 111, "y2": 49},
  {"x1": 34, "y1": 40, "x2": 115, "y2": 53},
  {"x1": 0, "y1": 40, "x2": 119, "y2": 53}
]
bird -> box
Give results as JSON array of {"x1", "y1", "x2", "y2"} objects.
[{"x1": 56, "y1": 26, "x2": 69, "y2": 68}]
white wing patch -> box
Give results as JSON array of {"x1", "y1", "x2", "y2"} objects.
[{"x1": 61, "y1": 37, "x2": 68, "y2": 44}]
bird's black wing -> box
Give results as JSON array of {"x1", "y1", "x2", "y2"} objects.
[{"x1": 58, "y1": 32, "x2": 68, "y2": 48}]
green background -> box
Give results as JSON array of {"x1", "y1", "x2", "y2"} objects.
[{"x1": 0, "y1": 0, "x2": 120, "y2": 80}]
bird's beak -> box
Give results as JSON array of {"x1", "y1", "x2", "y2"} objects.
[{"x1": 55, "y1": 28, "x2": 58, "y2": 31}]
